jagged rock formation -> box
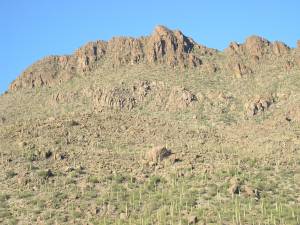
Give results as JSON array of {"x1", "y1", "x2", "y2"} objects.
[
  {"x1": 8, "y1": 26, "x2": 300, "y2": 92},
  {"x1": 223, "y1": 35, "x2": 296, "y2": 77},
  {"x1": 225, "y1": 36, "x2": 290, "y2": 58},
  {"x1": 9, "y1": 26, "x2": 216, "y2": 91},
  {"x1": 145, "y1": 26, "x2": 204, "y2": 67}
]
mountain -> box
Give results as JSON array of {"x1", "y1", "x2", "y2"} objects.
[
  {"x1": 9, "y1": 25, "x2": 300, "y2": 91},
  {"x1": 0, "y1": 26, "x2": 300, "y2": 224}
]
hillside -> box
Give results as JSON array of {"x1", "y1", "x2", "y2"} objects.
[{"x1": 0, "y1": 26, "x2": 300, "y2": 224}]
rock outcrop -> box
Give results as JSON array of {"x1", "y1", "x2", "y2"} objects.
[
  {"x1": 272, "y1": 41, "x2": 290, "y2": 56},
  {"x1": 74, "y1": 41, "x2": 107, "y2": 72},
  {"x1": 227, "y1": 61, "x2": 252, "y2": 78},
  {"x1": 225, "y1": 36, "x2": 290, "y2": 58},
  {"x1": 145, "y1": 26, "x2": 203, "y2": 67},
  {"x1": 91, "y1": 81, "x2": 198, "y2": 111},
  {"x1": 244, "y1": 36, "x2": 272, "y2": 57},
  {"x1": 166, "y1": 86, "x2": 197, "y2": 110},
  {"x1": 107, "y1": 37, "x2": 144, "y2": 67},
  {"x1": 10, "y1": 26, "x2": 216, "y2": 91},
  {"x1": 93, "y1": 86, "x2": 136, "y2": 111},
  {"x1": 245, "y1": 95, "x2": 275, "y2": 117}
]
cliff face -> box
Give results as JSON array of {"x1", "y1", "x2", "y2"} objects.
[{"x1": 8, "y1": 25, "x2": 299, "y2": 91}]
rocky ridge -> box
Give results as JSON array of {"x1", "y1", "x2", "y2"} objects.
[
  {"x1": 9, "y1": 26, "x2": 299, "y2": 91},
  {"x1": 9, "y1": 26, "x2": 214, "y2": 91}
]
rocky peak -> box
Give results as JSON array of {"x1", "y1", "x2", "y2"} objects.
[
  {"x1": 244, "y1": 35, "x2": 271, "y2": 57},
  {"x1": 145, "y1": 25, "x2": 202, "y2": 67},
  {"x1": 150, "y1": 25, "x2": 197, "y2": 53},
  {"x1": 225, "y1": 35, "x2": 290, "y2": 58},
  {"x1": 225, "y1": 35, "x2": 271, "y2": 57},
  {"x1": 103, "y1": 25, "x2": 206, "y2": 68},
  {"x1": 153, "y1": 25, "x2": 173, "y2": 36}
]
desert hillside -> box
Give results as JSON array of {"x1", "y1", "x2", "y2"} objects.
[{"x1": 0, "y1": 26, "x2": 300, "y2": 224}]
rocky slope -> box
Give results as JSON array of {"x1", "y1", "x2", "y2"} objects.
[{"x1": 1, "y1": 26, "x2": 300, "y2": 224}]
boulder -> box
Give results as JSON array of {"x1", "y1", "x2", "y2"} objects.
[
  {"x1": 245, "y1": 95, "x2": 275, "y2": 117},
  {"x1": 145, "y1": 146, "x2": 171, "y2": 163}
]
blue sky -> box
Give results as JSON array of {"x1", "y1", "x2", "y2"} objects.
[{"x1": 1, "y1": 0, "x2": 300, "y2": 94}]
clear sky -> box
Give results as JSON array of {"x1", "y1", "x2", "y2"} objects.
[{"x1": 1, "y1": 0, "x2": 300, "y2": 94}]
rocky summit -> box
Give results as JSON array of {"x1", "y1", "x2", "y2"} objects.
[
  {"x1": 8, "y1": 25, "x2": 300, "y2": 92},
  {"x1": 0, "y1": 26, "x2": 300, "y2": 224}
]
